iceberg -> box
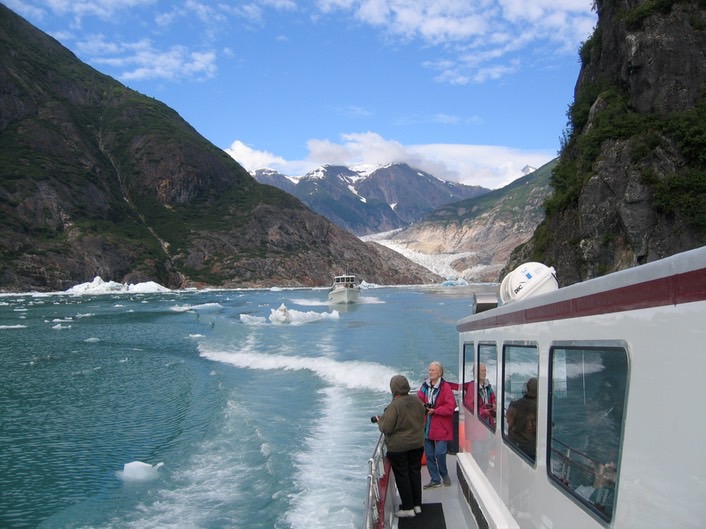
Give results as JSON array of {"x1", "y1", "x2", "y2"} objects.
[{"x1": 65, "y1": 277, "x2": 170, "y2": 295}]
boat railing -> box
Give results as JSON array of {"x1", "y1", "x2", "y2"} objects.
[
  {"x1": 549, "y1": 438, "x2": 616, "y2": 519},
  {"x1": 362, "y1": 433, "x2": 395, "y2": 529}
]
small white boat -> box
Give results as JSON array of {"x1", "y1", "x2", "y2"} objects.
[{"x1": 328, "y1": 274, "x2": 360, "y2": 304}]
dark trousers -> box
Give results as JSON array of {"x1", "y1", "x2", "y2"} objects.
[{"x1": 387, "y1": 446, "x2": 424, "y2": 510}]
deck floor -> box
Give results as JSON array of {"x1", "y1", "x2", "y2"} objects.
[{"x1": 411, "y1": 454, "x2": 478, "y2": 529}]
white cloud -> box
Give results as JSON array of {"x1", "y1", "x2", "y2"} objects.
[
  {"x1": 227, "y1": 133, "x2": 555, "y2": 189},
  {"x1": 79, "y1": 36, "x2": 217, "y2": 81},
  {"x1": 225, "y1": 140, "x2": 289, "y2": 172},
  {"x1": 38, "y1": 0, "x2": 155, "y2": 21},
  {"x1": 317, "y1": 0, "x2": 595, "y2": 85},
  {"x1": 5, "y1": 0, "x2": 47, "y2": 21}
]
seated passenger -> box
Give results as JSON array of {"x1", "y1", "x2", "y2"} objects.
[{"x1": 507, "y1": 377, "x2": 537, "y2": 459}]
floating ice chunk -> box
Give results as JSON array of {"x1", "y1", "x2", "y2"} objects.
[
  {"x1": 116, "y1": 461, "x2": 164, "y2": 482},
  {"x1": 269, "y1": 303, "x2": 292, "y2": 324},
  {"x1": 269, "y1": 304, "x2": 339, "y2": 325},
  {"x1": 65, "y1": 276, "x2": 170, "y2": 295}
]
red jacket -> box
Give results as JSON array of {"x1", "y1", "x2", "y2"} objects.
[{"x1": 418, "y1": 379, "x2": 456, "y2": 441}]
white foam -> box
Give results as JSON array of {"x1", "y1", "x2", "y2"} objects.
[
  {"x1": 239, "y1": 314, "x2": 268, "y2": 325},
  {"x1": 359, "y1": 296, "x2": 385, "y2": 304},
  {"x1": 199, "y1": 349, "x2": 397, "y2": 393},
  {"x1": 289, "y1": 298, "x2": 329, "y2": 307},
  {"x1": 286, "y1": 385, "x2": 378, "y2": 529},
  {"x1": 0, "y1": 324, "x2": 27, "y2": 329},
  {"x1": 100, "y1": 399, "x2": 263, "y2": 529},
  {"x1": 84, "y1": 337, "x2": 101, "y2": 343},
  {"x1": 169, "y1": 303, "x2": 223, "y2": 313},
  {"x1": 51, "y1": 324, "x2": 71, "y2": 330}
]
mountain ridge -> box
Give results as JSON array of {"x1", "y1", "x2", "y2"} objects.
[
  {"x1": 0, "y1": 5, "x2": 441, "y2": 292},
  {"x1": 253, "y1": 162, "x2": 489, "y2": 235}
]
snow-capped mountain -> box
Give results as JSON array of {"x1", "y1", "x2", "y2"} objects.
[{"x1": 253, "y1": 163, "x2": 489, "y2": 235}]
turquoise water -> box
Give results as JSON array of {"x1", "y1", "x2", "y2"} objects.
[{"x1": 0, "y1": 285, "x2": 486, "y2": 529}]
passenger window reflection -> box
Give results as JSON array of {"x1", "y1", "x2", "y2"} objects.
[
  {"x1": 478, "y1": 344, "x2": 497, "y2": 431},
  {"x1": 507, "y1": 377, "x2": 537, "y2": 460},
  {"x1": 549, "y1": 347, "x2": 627, "y2": 522}
]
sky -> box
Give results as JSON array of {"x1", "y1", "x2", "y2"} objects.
[{"x1": 6, "y1": 0, "x2": 597, "y2": 189}]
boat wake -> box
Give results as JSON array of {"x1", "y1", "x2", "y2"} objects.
[{"x1": 199, "y1": 348, "x2": 398, "y2": 393}]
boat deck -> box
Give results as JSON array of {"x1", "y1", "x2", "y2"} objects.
[{"x1": 398, "y1": 454, "x2": 478, "y2": 529}]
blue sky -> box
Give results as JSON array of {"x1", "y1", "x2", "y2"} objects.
[{"x1": 7, "y1": 0, "x2": 596, "y2": 189}]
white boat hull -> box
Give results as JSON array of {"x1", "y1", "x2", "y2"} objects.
[{"x1": 328, "y1": 286, "x2": 360, "y2": 304}]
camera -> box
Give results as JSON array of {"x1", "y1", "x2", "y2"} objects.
[
  {"x1": 370, "y1": 416, "x2": 379, "y2": 423},
  {"x1": 424, "y1": 402, "x2": 434, "y2": 410}
]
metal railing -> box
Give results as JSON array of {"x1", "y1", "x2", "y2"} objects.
[
  {"x1": 549, "y1": 438, "x2": 617, "y2": 520},
  {"x1": 362, "y1": 433, "x2": 395, "y2": 529}
]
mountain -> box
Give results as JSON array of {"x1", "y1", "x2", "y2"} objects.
[
  {"x1": 371, "y1": 160, "x2": 555, "y2": 282},
  {"x1": 504, "y1": 0, "x2": 706, "y2": 285},
  {"x1": 252, "y1": 163, "x2": 489, "y2": 235},
  {"x1": 0, "y1": 5, "x2": 441, "y2": 292},
  {"x1": 252, "y1": 169, "x2": 297, "y2": 194}
]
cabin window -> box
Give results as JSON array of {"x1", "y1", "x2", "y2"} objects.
[
  {"x1": 502, "y1": 344, "x2": 538, "y2": 463},
  {"x1": 462, "y1": 342, "x2": 474, "y2": 413},
  {"x1": 548, "y1": 345, "x2": 628, "y2": 523},
  {"x1": 477, "y1": 343, "x2": 497, "y2": 432}
]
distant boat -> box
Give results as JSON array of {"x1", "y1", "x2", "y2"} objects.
[{"x1": 328, "y1": 274, "x2": 360, "y2": 304}]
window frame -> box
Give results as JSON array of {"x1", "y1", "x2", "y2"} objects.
[
  {"x1": 462, "y1": 342, "x2": 475, "y2": 414},
  {"x1": 477, "y1": 342, "x2": 498, "y2": 433},
  {"x1": 547, "y1": 341, "x2": 629, "y2": 524},
  {"x1": 501, "y1": 342, "x2": 539, "y2": 465}
]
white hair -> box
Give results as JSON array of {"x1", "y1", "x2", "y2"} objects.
[{"x1": 429, "y1": 361, "x2": 444, "y2": 376}]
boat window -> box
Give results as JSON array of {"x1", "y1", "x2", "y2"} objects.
[
  {"x1": 462, "y1": 342, "x2": 474, "y2": 414},
  {"x1": 548, "y1": 346, "x2": 627, "y2": 523},
  {"x1": 478, "y1": 343, "x2": 497, "y2": 432},
  {"x1": 502, "y1": 345, "x2": 538, "y2": 463}
]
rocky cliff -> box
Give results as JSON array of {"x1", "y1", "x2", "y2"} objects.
[
  {"x1": 0, "y1": 6, "x2": 441, "y2": 291},
  {"x1": 505, "y1": 0, "x2": 706, "y2": 285}
]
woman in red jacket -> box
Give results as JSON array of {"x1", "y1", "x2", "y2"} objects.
[{"x1": 418, "y1": 361, "x2": 457, "y2": 488}]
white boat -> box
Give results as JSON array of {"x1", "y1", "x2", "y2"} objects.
[
  {"x1": 363, "y1": 245, "x2": 706, "y2": 529},
  {"x1": 328, "y1": 274, "x2": 360, "y2": 304}
]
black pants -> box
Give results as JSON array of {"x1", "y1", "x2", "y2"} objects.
[{"x1": 387, "y1": 446, "x2": 424, "y2": 510}]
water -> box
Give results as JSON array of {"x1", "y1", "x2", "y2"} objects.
[{"x1": 0, "y1": 284, "x2": 488, "y2": 529}]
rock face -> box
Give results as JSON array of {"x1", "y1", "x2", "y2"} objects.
[
  {"x1": 505, "y1": 0, "x2": 706, "y2": 285},
  {"x1": 0, "y1": 6, "x2": 441, "y2": 292}
]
